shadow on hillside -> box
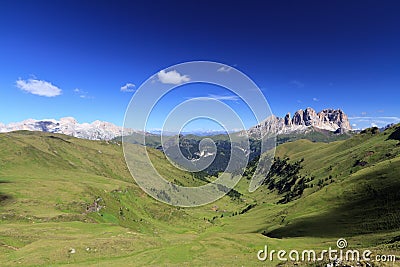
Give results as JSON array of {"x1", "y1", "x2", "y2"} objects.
[
  {"x1": 0, "y1": 193, "x2": 12, "y2": 205},
  {"x1": 264, "y1": 184, "x2": 400, "y2": 238},
  {"x1": 387, "y1": 126, "x2": 400, "y2": 141},
  {"x1": 0, "y1": 180, "x2": 12, "y2": 205},
  {"x1": 47, "y1": 135, "x2": 71, "y2": 143}
]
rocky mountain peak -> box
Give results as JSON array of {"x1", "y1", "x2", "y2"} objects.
[
  {"x1": 249, "y1": 107, "x2": 352, "y2": 137},
  {"x1": 284, "y1": 113, "x2": 292, "y2": 126},
  {"x1": 303, "y1": 107, "x2": 318, "y2": 126},
  {"x1": 60, "y1": 117, "x2": 78, "y2": 124},
  {"x1": 317, "y1": 109, "x2": 351, "y2": 130},
  {"x1": 292, "y1": 109, "x2": 304, "y2": 125}
]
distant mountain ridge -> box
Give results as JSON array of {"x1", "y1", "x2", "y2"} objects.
[
  {"x1": 0, "y1": 117, "x2": 135, "y2": 140},
  {"x1": 248, "y1": 107, "x2": 351, "y2": 137},
  {"x1": 0, "y1": 107, "x2": 351, "y2": 141}
]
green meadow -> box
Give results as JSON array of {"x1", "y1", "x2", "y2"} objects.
[{"x1": 1, "y1": 125, "x2": 400, "y2": 266}]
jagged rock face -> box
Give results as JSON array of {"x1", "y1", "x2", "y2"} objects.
[
  {"x1": 249, "y1": 107, "x2": 352, "y2": 137},
  {"x1": 303, "y1": 107, "x2": 318, "y2": 126},
  {"x1": 284, "y1": 113, "x2": 292, "y2": 126},
  {"x1": 317, "y1": 109, "x2": 351, "y2": 130},
  {"x1": 291, "y1": 108, "x2": 319, "y2": 127},
  {"x1": 292, "y1": 110, "x2": 304, "y2": 125},
  {"x1": 0, "y1": 117, "x2": 135, "y2": 140}
]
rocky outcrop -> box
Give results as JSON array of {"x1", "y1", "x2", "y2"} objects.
[
  {"x1": 249, "y1": 107, "x2": 351, "y2": 137},
  {"x1": 317, "y1": 109, "x2": 351, "y2": 130},
  {"x1": 0, "y1": 117, "x2": 135, "y2": 140},
  {"x1": 304, "y1": 107, "x2": 318, "y2": 126},
  {"x1": 284, "y1": 113, "x2": 292, "y2": 127},
  {"x1": 292, "y1": 110, "x2": 304, "y2": 126}
]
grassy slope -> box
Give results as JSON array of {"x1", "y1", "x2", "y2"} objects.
[
  {"x1": 0, "y1": 131, "x2": 255, "y2": 266},
  {"x1": 0, "y1": 128, "x2": 400, "y2": 266},
  {"x1": 264, "y1": 127, "x2": 400, "y2": 238},
  {"x1": 276, "y1": 126, "x2": 353, "y2": 145}
]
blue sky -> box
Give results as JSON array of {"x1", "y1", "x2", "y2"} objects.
[{"x1": 1, "y1": 0, "x2": 400, "y2": 131}]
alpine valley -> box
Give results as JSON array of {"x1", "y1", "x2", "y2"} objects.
[{"x1": 1, "y1": 108, "x2": 400, "y2": 266}]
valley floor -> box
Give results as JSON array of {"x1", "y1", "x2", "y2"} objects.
[{"x1": 1, "y1": 128, "x2": 400, "y2": 266}]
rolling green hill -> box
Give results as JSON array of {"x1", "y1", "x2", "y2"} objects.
[{"x1": 1, "y1": 126, "x2": 400, "y2": 266}]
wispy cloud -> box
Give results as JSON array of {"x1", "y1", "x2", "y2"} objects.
[
  {"x1": 120, "y1": 83, "x2": 135, "y2": 92},
  {"x1": 158, "y1": 69, "x2": 190, "y2": 85},
  {"x1": 289, "y1": 80, "x2": 304, "y2": 88},
  {"x1": 361, "y1": 111, "x2": 367, "y2": 116},
  {"x1": 16, "y1": 78, "x2": 62, "y2": 97},
  {"x1": 73, "y1": 88, "x2": 91, "y2": 99},
  {"x1": 207, "y1": 94, "x2": 240, "y2": 101},
  {"x1": 349, "y1": 116, "x2": 400, "y2": 129},
  {"x1": 217, "y1": 66, "x2": 232, "y2": 72},
  {"x1": 349, "y1": 116, "x2": 400, "y2": 120},
  {"x1": 183, "y1": 94, "x2": 240, "y2": 102},
  {"x1": 312, "y1": 97, "x2": 319, "y2": 102}
]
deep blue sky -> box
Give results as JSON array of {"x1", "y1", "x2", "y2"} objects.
[{"x1": 1, "y1": 0, "x2": 399, "y2": 130}]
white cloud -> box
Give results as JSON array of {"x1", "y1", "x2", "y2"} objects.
[
  {"x1": 120, "y1": 83, "x2": 135, "y2": 92},
  {"x1": 73, "y1": 88, "x2": 91, "y2": 99},
  {"x1": 361, "y1": 111, "x2": 367, "y2": 116},
  {"x1": 217, "y1": 66, "x2": 232, "y2": 72},
  {"x1": 289, "y1": 80, "x2": 304, "y2": 88},
  {"x1": 349, "y1": 116, "x2": 400, "y2": 129},
  {"x1": 157, "y1": 69, "x2": 190, "y2": 85},
  {"x1": 207, "y1": 94, "x2": 240, "y2": 101},
  {"x1": 312, "y1": 97, "x2": 319, "y2": 102},
  {"x1": 16, "y1": 78, "x2": 62, "y2": 97},
  {"x1": 349, "y1": 116, "x2": 400, "y2": 121}
]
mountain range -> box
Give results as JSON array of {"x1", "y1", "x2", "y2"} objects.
[
  {"x1": 0, "y1": 107, "x2": 351, "y2": 140},
  {"x1": 0, "y1": 117, "x2": 136, "y2": 140}
]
